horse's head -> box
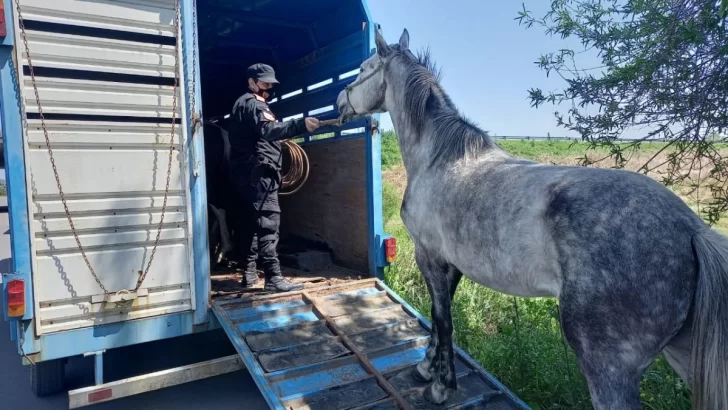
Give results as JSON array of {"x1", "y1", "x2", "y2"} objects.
[{"x1": 336, "y1": 27, "x2": 410, "y2": 122}]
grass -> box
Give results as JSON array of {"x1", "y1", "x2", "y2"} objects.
[{"x1": 379, "y1": 132, "x2": 696, "y2": 409}]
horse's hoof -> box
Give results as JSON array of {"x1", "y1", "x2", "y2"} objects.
[
  {"x1": 411, "y1": 362, "x2": 433, "y2": 382},
  {"x1": 423, "y1": 381, "x2": 450, "y2": 404}
]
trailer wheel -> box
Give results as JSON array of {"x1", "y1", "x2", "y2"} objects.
[{"x1": 30, "y1": 358, "x2": 66, "y2": 397}]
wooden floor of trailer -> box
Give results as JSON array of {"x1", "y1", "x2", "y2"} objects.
[{"x1": 211, "y1": 262, "x2": 366, "y2": 300}]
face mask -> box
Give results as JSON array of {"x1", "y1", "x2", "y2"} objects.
[{"x1": 253, "y1": 81, "x2": 276, "y2": 100}]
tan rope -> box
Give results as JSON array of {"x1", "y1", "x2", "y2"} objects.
[
  {"x1": 278, "y1": 117, "x2": 344, "y2": 196},
  {"x1": 280, "y1": 140, "x2": 309, "y2": 196}
]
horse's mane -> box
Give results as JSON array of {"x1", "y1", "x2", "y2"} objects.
[{"x1": 391, "y1": 45, "x2": 496, "y2": 166}]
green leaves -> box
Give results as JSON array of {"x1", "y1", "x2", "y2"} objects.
[{"x1": 519, "y1": 0, "x2": 728, "y2": 225}]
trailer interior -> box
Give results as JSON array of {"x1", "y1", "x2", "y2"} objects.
[{"x1": 196, "y1": 0, "x2": 376, "y2": 297}]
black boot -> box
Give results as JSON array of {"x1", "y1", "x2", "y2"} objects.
[
  {"x1": 242, "y1": 271, "x2": 259, "y2": 289},
  {"x1": 264, "y1": 275, "x2": 303, "y2": 293}
]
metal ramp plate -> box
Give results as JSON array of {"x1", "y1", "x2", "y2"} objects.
[{"x1": 212, "y1": 278, "x2": 531, "y2": 410}]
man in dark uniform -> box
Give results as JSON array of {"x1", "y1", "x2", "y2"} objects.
[{"x1": 228, "y1": 63, "x2": 320, "y2": 292}]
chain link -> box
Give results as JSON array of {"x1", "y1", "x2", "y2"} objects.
[
  {"x1": 14, "y1": 0, "x2": 183, "y2": 295},
  {"x1": 190, "y1": 0, "x2": 198, "y2": 120},
  {"x1": 18, "y1": 321, "x2": 35, "y2": 365}
]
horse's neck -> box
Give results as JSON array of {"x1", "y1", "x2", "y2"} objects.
[
  {"x1": 390, "y1": 115, "x2": 435, "y2": 179},
  {"x1": 386, "y1": 74, "x2": 505, "y2": 181},
  {"x1": 386, "y1": 77, "x2": 436, "y2": 179}
]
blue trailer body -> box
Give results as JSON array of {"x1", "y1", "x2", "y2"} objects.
[
  {"x1": 1, "y1": 0, "x2": 386, "y2": 364},
  {"x1": 0, "y1": 0, "x2": 530, "y2": 408}
]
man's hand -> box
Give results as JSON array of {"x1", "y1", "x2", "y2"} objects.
[{"x1": 305, "y1": 117, "x2": 320, "y2": 132}]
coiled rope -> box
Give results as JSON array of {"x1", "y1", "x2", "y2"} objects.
[
  {"x1": 280, "y1": 140, "x2": 309, "y2": 196},
  {"x1": 280, "y1": 118, "x2": 341, "y2": 195}
]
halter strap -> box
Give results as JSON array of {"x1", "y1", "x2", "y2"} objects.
[{"x1": 344, "y1": 59, "x2": 387, "y2": 116}]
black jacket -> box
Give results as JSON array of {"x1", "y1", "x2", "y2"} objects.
[{"x1": 227, "y1": 92, "x2": 307, "y2": 211}]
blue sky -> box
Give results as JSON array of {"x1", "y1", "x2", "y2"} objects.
[{"x1": 366, "y1": 0, "x2": 586, "y2": 137}]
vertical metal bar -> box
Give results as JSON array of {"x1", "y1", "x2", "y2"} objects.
[
  {"x1": 1, "y1": 0, "x2": 34, "y2": 324},
  {"x1": 84, "y1": 350, "x2": 106, "y2": 386},
  {"x1": 180, "y1": 0, "x2": 211, "y2": 325},
  {"x1": 94, "y1": 352, "x2": 104, "y2": 385},
  {"x1": 358, "y1": 14, "x2": 386, "y2": 279}
]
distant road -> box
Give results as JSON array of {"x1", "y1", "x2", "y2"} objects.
[{"x1": 0, "y1": 212, "x2": 269, "y2": 409}]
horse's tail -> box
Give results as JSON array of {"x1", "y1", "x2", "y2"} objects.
[{"x1": 691, "y1": 228, "x2": 728, "y2": 409}]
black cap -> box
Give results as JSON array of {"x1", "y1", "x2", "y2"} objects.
[{"x1": 247, "y1": 63, "x2": 279, "y2": 85}]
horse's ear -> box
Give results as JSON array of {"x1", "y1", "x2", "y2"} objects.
[
  {"x1": 399, "y1": 29, "x2": 410, "y2": 50},
  {"x1": 375, "y1": 29, "x2": 391, "y2": 57}
]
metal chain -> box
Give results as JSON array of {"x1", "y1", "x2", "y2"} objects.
[
  {"x1": 18, "y1": 321, "x2": 34, "y2": 365},
  {"x1": 136, "y1": 0, "x2": 182, "y2": 292},
  {"x1": 190, "y1": 0, "x2": 198, "y2": 119},
  {"x1": 14, "y1": 0, "x2": 183, "y2": 294}
]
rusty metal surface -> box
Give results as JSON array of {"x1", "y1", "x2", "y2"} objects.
[
  {"x1": 302, "y1": 291, "x2": 413, "y2": 410},
  {"x1": 350, "y1": 320, "x2": 429, "y2": 353},
  {"x1": 245, "y1": 320, "x2": 334, "y2": 352},
  {"x1": 257, "y1": 337, "x2": 350, "y2": 372},
  {"x1": 284, "y1": 377, "x2": 388, "y2": 410},
  {"x1": 211, "y1": 278, "x2": 530, "y2": 410}
]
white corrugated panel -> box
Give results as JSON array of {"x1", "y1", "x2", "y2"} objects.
[
  {"x1": 15, "y1": 0, "x2": 195, "y2": 335},
  {"x1": 24, "y1": 78, "x2": 181, "y2": 117},
  {"x1": 20, "y1": 31, "x2": 177, "y2": 77},
  {"x1": 19, "y1": 0, "x2": 177, "y2": 36}
]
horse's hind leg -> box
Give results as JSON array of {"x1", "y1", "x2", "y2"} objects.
[
  {"x1": 560, "y1": 300, "x2": 674, "y2": 410},
  {"x1": 573, "y1": 351, "x2": 645, "y2": 409},
  {"x1": 412, "y1": 250, "x2": 462, "y2": 404}
]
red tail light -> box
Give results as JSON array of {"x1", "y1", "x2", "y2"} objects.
[
  {"x1": 0, "y1": 0, "x2": 6, "y2": 38},
  {"x1": 384, "y1": 237, "x2": 397, "y2": 263},
  {"x1": 6, "y1": 279, "x2": 25, "y2": 318}
]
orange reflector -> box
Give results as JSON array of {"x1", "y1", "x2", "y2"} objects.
[
  {"x1": 6, "y1": 279, "x2": 25, "y2": 318},
  {"x1": 88, "y1": 388, "x2": 113, "y2": 403},
  {"x1": 384, "y1": 237, "x2": 397, "y2": 263}
]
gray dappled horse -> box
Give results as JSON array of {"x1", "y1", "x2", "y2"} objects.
[{"x1": 335, "y1": 28, "x2": 728, "y2": 410}]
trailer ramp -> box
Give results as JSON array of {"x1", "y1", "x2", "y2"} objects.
[{"x1": 212, "y1": 278, "x2": 531, "y2": 410}]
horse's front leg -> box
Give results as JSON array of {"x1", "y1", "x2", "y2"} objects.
[
  {"x1": 412, "y1": 279, "x2": 439, "y2": 383},
  {"x1": 413, "y1": 250, "x2": 461, "y2": 404},
  {"x1": 413, "y1": 265, "x2": 462, "y2": 384}
]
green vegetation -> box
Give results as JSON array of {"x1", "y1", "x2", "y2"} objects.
[
  {"x1": 380, "y1": 136, "x2": 693, "y2": 409},
  {"x1": 518, "y1": 0, "x2": 728, "y2": 226},
  {"x1": 381, "y1": 130, "x2": 403, "y2": 170}
]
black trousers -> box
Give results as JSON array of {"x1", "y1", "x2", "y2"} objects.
[{"x1": 234, "y1": 174, "x2": 282, "y2": 278}]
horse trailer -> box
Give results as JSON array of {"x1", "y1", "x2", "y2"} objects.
[{"x1": 0, "y1": 0, "x2": 530, "y2": 408}]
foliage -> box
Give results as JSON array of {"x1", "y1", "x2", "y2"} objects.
[
  {"x1": 516, "y1": 0, "x2": 728, "y2": 225},
  {"x1": 381, "y1": 130, "x2": 403, "y2": 170},
  {"x1": 380, "y1": 137, "x2": 692, "y2": 409}
]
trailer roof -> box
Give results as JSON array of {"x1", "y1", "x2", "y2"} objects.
[{"x1": 198, "y1": 0, "x2": 370, "y2": 119}]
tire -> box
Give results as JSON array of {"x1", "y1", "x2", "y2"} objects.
[{"x1": 30, "y1": 358, "x2": 66, "y2": 397}]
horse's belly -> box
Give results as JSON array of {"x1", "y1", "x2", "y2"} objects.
[{"x1": 453, "y1": 245, "x2": 562, "y2": 298}]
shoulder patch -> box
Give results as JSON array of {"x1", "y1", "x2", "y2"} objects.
[{"x1": 262, "y1": 109, "x2": 276, "y2": 122}]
